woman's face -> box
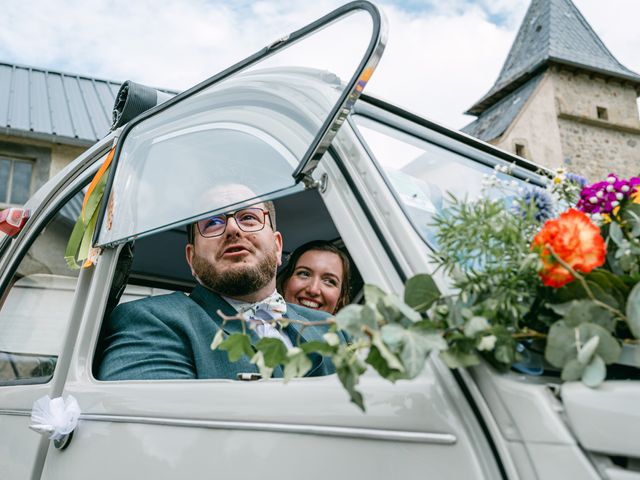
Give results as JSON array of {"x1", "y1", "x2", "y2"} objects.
[{"x1": 283, "y1": 250, "x2": 344, "y2": 314}]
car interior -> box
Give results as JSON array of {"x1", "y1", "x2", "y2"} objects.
[{"x1": 90, "y1": 185, "x2": 363, "y2": 379}]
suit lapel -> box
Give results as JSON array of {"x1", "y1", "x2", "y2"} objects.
[{"x1": 189, "y1": 285, "x2": 260, "y2": 343}]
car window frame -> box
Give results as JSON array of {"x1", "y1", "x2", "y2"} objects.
[{"x1": 93, "y1": 1, "x2": 387, "y2": 249}]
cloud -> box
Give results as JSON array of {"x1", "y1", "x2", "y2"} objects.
[{"x1": 0, "y1": 0, "x2": 637, "y2": 129}]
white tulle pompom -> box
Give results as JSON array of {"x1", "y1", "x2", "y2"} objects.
[{"x1": 30, "y1": 395, "x2": 81, "y2": 440}]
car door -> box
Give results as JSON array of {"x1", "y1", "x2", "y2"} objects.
[
  {"x1": 0, "y1": 141, "x2": 110, "y2": 480},
  {"x1": 35, "y1": 3, "x2": 501, "y2": 479}
]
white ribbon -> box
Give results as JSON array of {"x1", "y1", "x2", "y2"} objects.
[{"x1": 30, "y1": 395, "x2": 81, "y2": 440}]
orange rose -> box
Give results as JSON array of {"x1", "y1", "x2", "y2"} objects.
[{"x1": 531, "y1": 208, "x2": 606, "y2": 288}]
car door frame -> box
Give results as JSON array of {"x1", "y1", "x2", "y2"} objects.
[{"x1": 0, "y1": 136, "x2": 112, "y2": 480}]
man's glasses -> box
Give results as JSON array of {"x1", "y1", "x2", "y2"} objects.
[{"x1": 196, "y1": 208, "x2": 271, "y2": 238}]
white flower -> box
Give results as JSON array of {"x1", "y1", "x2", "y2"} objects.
[
  {"x1": 464, "y1": 316, "x2": 490, "y2": 336},
  {"x1": 477, "y1": 335, "x2": 497, "y2": 352},
  {"x1": 622, "y1": 185, "x2": 630, "y2": 193},
  {"x1": 616, "y1": 192, "x2": 624, "y2": 200}
]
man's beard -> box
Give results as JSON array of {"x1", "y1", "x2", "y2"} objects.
[{"x1": 192, "y1": 248, "x2": 277, "y2": 297}]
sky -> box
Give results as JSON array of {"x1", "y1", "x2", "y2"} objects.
[{"x1": 1, "y1": 0, "x2": 638, "y2": 130}]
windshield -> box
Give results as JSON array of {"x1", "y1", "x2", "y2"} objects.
[
  {"x1": 96, "y1": 4, "x2": 386, "y2": 247},
  {"x1": 353, "y1": 115, "x2": 532, "y2": 248}
]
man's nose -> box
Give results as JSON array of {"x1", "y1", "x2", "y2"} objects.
[{"x1": 225, "y1": 217, "x2": 242, "y2": 236}]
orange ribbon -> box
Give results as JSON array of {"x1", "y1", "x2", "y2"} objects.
[{"x1": 82, "y1": 146, "x2": 115, "y2": 221}]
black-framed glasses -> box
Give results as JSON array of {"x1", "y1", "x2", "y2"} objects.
[{"x1": 196, "y1": 208, "x2": 271, "y2": 238}]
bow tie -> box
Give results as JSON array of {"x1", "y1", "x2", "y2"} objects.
[{"x1": 242, "y1": 291, "x2": 287, "y2": 320}]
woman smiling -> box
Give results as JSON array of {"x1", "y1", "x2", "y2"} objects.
[{"x1": 279, "y1": 240, "x2": 351, "y2": 315}]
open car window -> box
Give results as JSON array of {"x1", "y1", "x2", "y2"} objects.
[{"x1": 96, "y1": 3, "x2": 386, "y2": 247}]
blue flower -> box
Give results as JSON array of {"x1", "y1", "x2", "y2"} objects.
[
  {"x1": 522, "y1": 188, "x2": 554, "y2": 222},
  {"x1": 565, "y1": 172, "x2": 588, "y2": 188}
]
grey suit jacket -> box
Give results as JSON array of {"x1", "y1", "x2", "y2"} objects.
[{"x1": 97, "y1": 284, "x2": 335, "y2": 380}]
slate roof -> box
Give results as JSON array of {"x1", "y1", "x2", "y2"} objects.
[
  {"x1": 0, "y1": 61, "x2": 123, "y2": 146},
  {"x1": 461, "y1": 75, "x2": 542, "y2": 141},
  {"x1": 467, "y1": 0, "x2": 640, "y2": 115}
]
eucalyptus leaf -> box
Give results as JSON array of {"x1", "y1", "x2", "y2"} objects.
[
  {"x1": 380, "y1": 323, "x2": 406, "y2": 350},
  {"x1": 493, "y1": 340, "x2": 516, "y2": 365},
  {"x1": 335, "y1": 305, "x2": 366, "y2": 337},
  {"x1": 364, "y1": 284, "x2": 387, "y2": 306},
  {"x1": 255, "y1": 337, "x2": 288, "y2": 367},
  {"x1": 333, "y1": 346, "x2": 367, "y2": 411},
  {"x1": 625, "y1": 282, "x2": 640, "y2": 338},
  {"x1": 301, "y1": 340, "x2": 336, "y2": 356},
  {"x1": 609, "y1": 221, "x2": 625, "y2": 246},
  {"x1": 463, "y1": 316, "x2": 490, "y2": 337},
  {"x1": 366, "y1": 346, "x2": 407, "y2": 382},
  {"x1": 439, "y1": 349, "x2": 480, "y2": 368},
  {"x1": 250, "y1": 351, "x2": 274, "y2": 379},
  {"x1": 371, "y1": 331, "x2": 405, "y2": 372},
  {"x1": 577, "y1": 323, "x2": 622, "y2": 364},
  {"x1": 385, "y1": 294, "x2": 421, "y2": 323},
  {"x1": 577, "y1": 335, "x2": 600, "y2": 365},
  {"x1": 587, "y1": 270, "x2": 628, "y2": 308},
  {"x1": 548, "y1": 299, "x2": 614, "y2": 331},
  {"x1": 581, "y1": 354, "x2": 606, "y2": 387},
  {"x1": 404, "y1": 274, "x2": 441, "y2": 312},
  {"x1": 545, "y1": 321, "x2": 576, "y2": 368},
  {"x1": 561, "y1": 359, "x2": 585, "y2": 381},
  {"x1": 401, "y1": 330, "x2": 446, "y2": 378},
  {"x1": 336, "y1": 365, "x2": 365, "y2": 411},
  {"x1": 283, "y1": 348, "x2": 312, "y2": 382},
  {"x1": 218, "y1": 333, "x2": 255, "y2": 362}
]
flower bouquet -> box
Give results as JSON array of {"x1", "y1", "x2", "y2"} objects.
[
  {"x1": 211, "y1": 169, "x2": 640, "y2": 410},
  {"x1": 428, "y1": 169, "x2": 640, "y2": 386}
]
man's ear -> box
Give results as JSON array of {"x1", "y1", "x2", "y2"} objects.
[
  {"x1": 185, "y1": 243, "x2": 196, "y2": 276},
  {"x1": 274, "y1": 231, "x2": 283, "y2": 267}
]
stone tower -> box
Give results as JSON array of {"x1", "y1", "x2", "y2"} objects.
[{"x1": 462, "y1": 0, "x2": 640, "y2": 181}]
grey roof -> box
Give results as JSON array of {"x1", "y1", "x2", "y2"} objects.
[
  {"x1": 462, "y1": 75, "x2": 542, "y2": 141},
  {"x1": 467, "y1": 0, "x2": 640, "y2": 115},
  {"x1": 0, "y1": 62, "x2": 123, "y2": 146}
]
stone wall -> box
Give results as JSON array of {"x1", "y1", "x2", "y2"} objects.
[
  {"x1": 552, "y1": 68, "x2": 640, "y2": 180},
  {"x1": 493, "y1": 73, "x2": 564, "y2": 172},
  {"x1": 557, "y1": 118, "x2": 640, "y2": 180},
  {"x1": 552, "y1": 68, "x2": 640, "y2": 129}
]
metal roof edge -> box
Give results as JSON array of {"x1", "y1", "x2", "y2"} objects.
[{"x1": 0, "y1": 127, "x2": 96, "y2": 148}]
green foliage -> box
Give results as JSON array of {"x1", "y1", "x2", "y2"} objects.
[
  {"x1": 218, "y1": 333, "x2": 255, "y2": 362},
  {"x1": 209, "y1": 174, "x2": 640, "y2": 409},
  {"x1": 404, "y1": 274, "x2": 440, "y2": 312},
  {"x1": 625, "y1": 282, "x2": 640, "y2": 338}
]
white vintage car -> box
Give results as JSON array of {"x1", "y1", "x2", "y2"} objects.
[{"x1": 0, "y1": 2, "x2": 637, "y2": 479}]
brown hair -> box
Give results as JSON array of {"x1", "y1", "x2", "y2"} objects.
[
  {"x1": 279, "y1": 240, "x2": 351, "y2": 312},
  {"x1": 187, "y1": 200, "x2": 277, "y2": 244}
]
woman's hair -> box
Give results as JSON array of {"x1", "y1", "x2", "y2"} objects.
[{"x1": 278, "y1": 240, "x2": 351, "y2": 312}]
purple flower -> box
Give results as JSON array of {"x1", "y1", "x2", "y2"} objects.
[{"x1": 576, "y1": 173, "x2": 640, "y2": 214}]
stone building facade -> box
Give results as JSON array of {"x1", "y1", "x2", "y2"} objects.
[{"x1": 463, "y1": 0, "x2": 640, "y2": 181}]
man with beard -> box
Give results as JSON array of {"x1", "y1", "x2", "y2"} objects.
[{"x1": 97, "y1": 191, "x2": 335, "y2": 380}]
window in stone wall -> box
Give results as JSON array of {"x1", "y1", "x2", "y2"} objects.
[
  {"x1": 597, "y1": 106, "x2": 609, "y2": 121},
  {"x1": 515, "y1": 143, "x2": 527, "y2": 158},
  {"x1": 0, "y1": 156, "x2": 34, "y2": 205}
]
